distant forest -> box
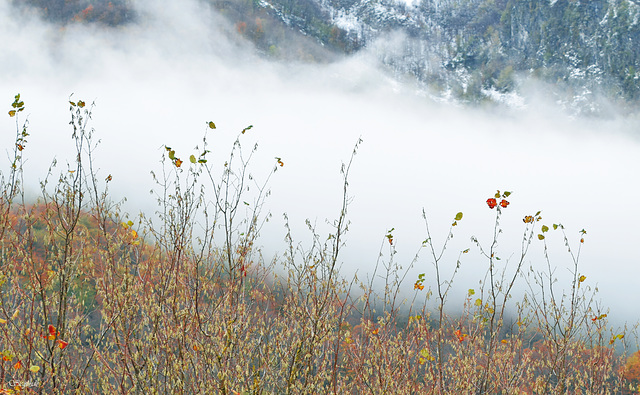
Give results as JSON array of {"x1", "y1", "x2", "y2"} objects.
[
  {"x1": 16, "y1": 0, "x2": 135, "y2": 26},
  {"x1": 15, "y1": 0, "x2": 640, "y2": 109}
]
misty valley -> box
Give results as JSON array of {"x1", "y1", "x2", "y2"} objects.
[{"x1": 2, "y1": 0, "x2": 640, "y2": 393}]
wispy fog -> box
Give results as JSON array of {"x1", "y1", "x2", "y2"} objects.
[{"x1": 2, "y1": 0, "x2": 640, "y2": 324}]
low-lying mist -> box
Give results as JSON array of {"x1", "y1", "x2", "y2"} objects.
[{"x1": 2, "y1": 0, "x2": 640, "y2": 325}]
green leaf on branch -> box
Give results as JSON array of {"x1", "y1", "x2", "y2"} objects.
[
  {"x1": 189, "y1": 155, "x2": 196, "y2": 164},
  {"x1": 538, "y1": 234, "x2": 545, "y2": 240},
  {"x1": 455, "y1": 212, "x2": 463, "y2": 221},
  {"x1": 208, "y1": 121, "x2": 216, "y2": 129}
]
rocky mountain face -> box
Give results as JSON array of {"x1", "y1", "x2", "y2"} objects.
[
  {"x1": 248, "y1": 0, "x2": 640, "y2": 113},
  {"x1": 15, "y1": 0, "x2": 640, "y2": 113}
]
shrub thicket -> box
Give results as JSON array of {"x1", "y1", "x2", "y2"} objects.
[{"x1": 0, "y1": 94, "x2": 638, "y2": 394}]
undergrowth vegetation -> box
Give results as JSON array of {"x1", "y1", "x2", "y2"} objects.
[{"x1": 1, "y1": 94, "x2": 639, "y2": 394}]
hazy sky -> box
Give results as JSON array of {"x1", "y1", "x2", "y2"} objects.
[{"x1": 2, "y1": 0, "x2": 640, "y2": 324}]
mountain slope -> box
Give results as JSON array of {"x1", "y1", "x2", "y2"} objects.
[{"x1": 14, "y1": 0, "x2": 640, "y2": 112}]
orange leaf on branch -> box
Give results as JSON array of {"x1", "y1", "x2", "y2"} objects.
[
  {"x1": 454, "y1": 329, "x2": 467, "y2": 342},
  {"x1": 47, "y1": 324, "x2": 58, "y2": 340}
]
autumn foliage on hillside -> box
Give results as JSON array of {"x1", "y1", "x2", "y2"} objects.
[
  {"x1": 15, "y1": 0, "x2": 134, "y2": 26},
  {"x1": 0, "y1": 94, "x2": 639, "y2": 393}
]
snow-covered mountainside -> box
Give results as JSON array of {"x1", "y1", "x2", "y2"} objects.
[
  {"x1": 251, "y1": 0, "x2": 640, "y2": 113},
  {"x1": 15, "y1": 0, "x2": 640, "y2": 113}
]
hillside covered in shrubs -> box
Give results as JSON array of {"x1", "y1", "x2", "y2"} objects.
[{"x1": 1, "y1": 95, "x2": 639, "y2": 393}]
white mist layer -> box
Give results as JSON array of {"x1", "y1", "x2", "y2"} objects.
[{"x1": 1, "y1": 0, "x2": 640, "y2": 325}]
